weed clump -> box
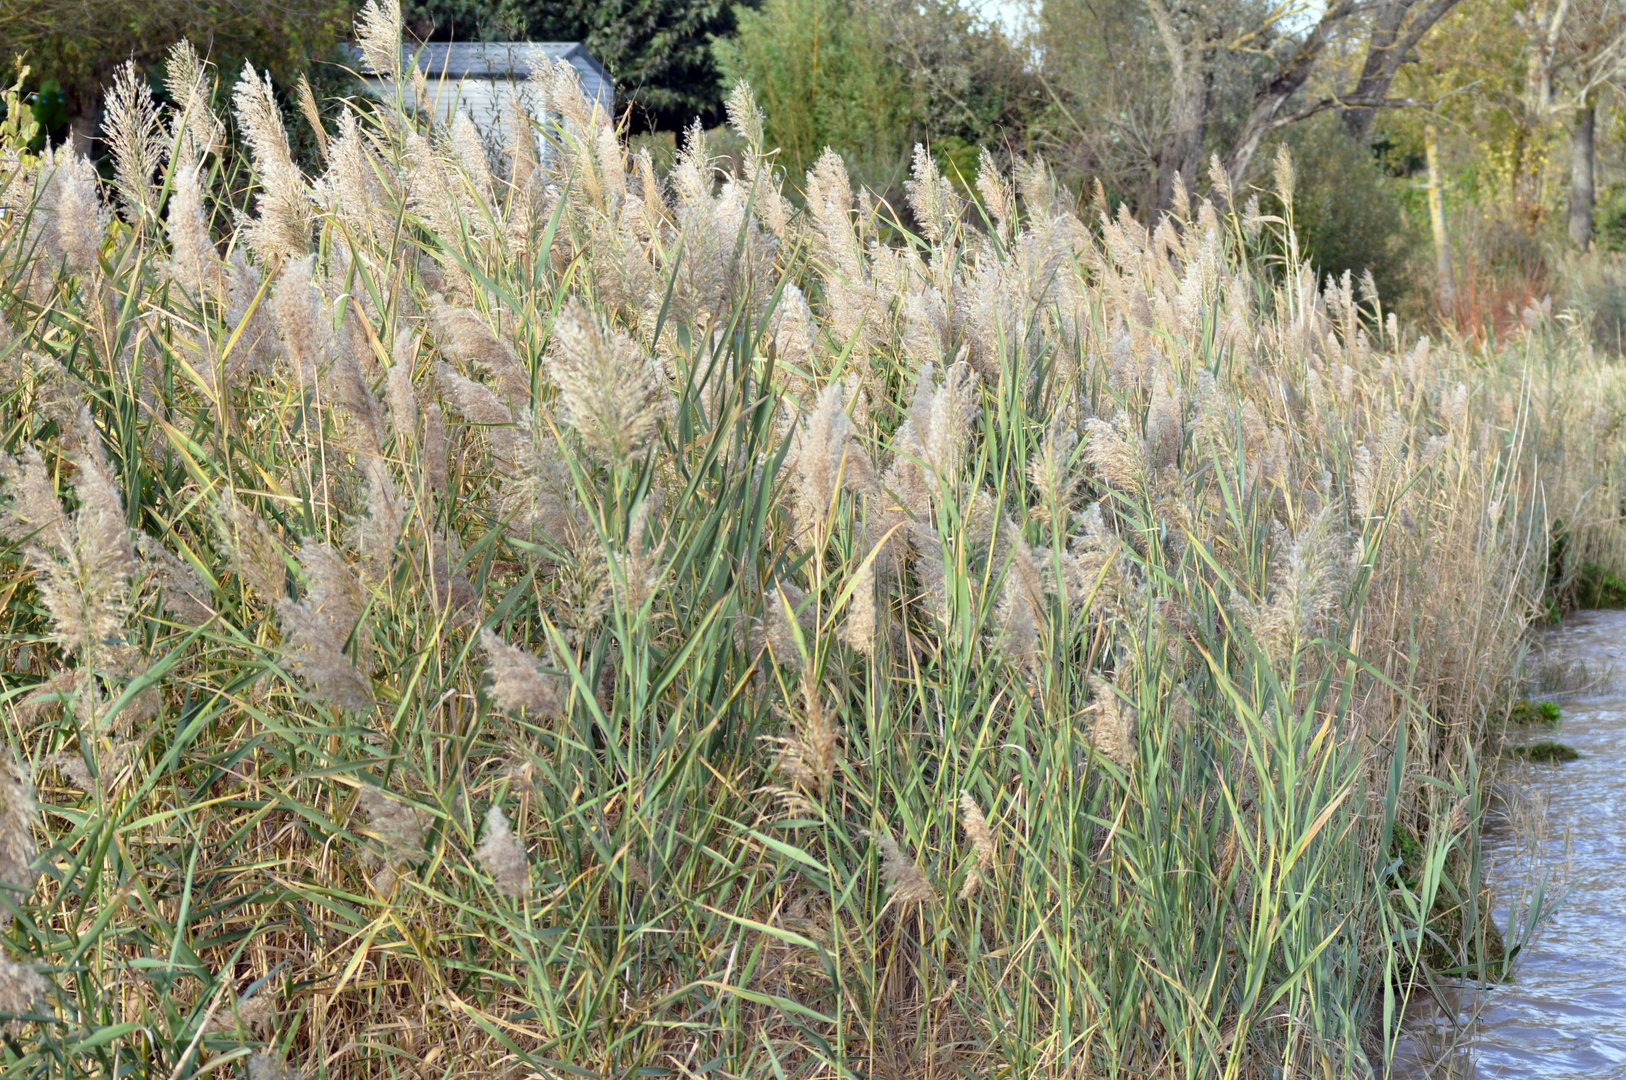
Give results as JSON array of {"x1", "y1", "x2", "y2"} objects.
[
  {"x1": 1508, "y1": 700, "x2": 1562, "y2": 724},
  {"x1": 1507, "y1": 740, "x2": 1582, "y2": 763}
]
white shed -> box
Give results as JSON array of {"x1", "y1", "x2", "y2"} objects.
[{"x1": 353, "y1": 42, "x2": 615, "y2": 137}]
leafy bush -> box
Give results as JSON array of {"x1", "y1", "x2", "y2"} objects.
[
  {"x1": 714, "y1": 0, "x2": 908, "y2": 181},
  {"x1": 1279, "y1": 116, "x2": 1419, "y2": 308}
]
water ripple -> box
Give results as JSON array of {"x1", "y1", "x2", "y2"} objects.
[{"x1": 1398, "y1": 610, "x2": 1626, "y2": 1078}]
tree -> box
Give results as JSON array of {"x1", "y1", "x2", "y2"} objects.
[
  {"x1": 1137, "y1": 0, "x2": 1467, "y2": 210},
  {"x1": 3, "y1": 0, "x2": 350, "y2": 150},
  {"x1": 403, "y1": 0, "x2": 744, "y2": 130}
]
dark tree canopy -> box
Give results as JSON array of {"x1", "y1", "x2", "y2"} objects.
[
  {"x1": 402, "y1": 0, "x2": 744, "y2": 131},
  {"x1": 4, "y1": 0, "x2": 351, "y2": 140}
]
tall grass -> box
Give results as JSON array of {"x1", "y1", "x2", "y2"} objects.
[{"x1": 0, "y1": 8, "x2": 1623, "y2": 1077}]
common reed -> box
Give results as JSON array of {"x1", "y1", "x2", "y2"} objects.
[{"x1": 0, "y1": 25, "x2": 1622, "y2": 1080}]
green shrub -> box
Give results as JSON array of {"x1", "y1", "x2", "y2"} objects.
[
  {"x1": 715, "y1": 0, "x2": 908, "y2": 181},
  {"x1": 1508, "y1": 700, "x2": 1562, "y2": 724},
  {"x1": 1506, "y1": 740, "x2": 1581, "y2": 763},
  {"x1": 1279, "y1": 116, "x2": 1419, "y2": 307}
]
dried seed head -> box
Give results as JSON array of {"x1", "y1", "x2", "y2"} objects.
[
  {"x1": 212, "y1": 494, "x2": 284, "y2": 603},
  {"x1": 839, "y1": 550, "x2": 877, "y2": 657},
  {"x1": 355, "y1": 0, "x2": 403, "y2": 77},
  {"x1": 477, "y1": 804, "x2": 528, "y2": 898},
  {"x1": 768, "y1": 674, "x2": 838, "y2": 798},
  {"x1": 0, "y1": 953, "x2": 46, "y2": 1033},
  {"x1": 905, "y1": 144, "x2": 957, "y2": 243},
  {"x1": 247, "y1": 1050, "x2": 302, "y2": 1080},
  {"x1": 135, "y1": 533, "x2": 211, "y2": 624},
  {"x1": 0, "y1": 753, "x2": 40, "y2": 923},
  {"x1": 356, "y1": 785, "x2": 426, "y2": 865},
  {"x1": 725, "y1": 81, "x2": 764, "y2": 147},
  {"x1": 104, "y1": 61, "x2": 165, "y2": 223},
  {"x1": 478, "y1": 629, "x2": 565, "y2": 717},
  {"x1": 233, "y1": 63, "x2": 310, "y2": 262},
  {"x1": 876, "y1": 828, "x2": 937, "y2": 909},
  {"x1": 1089, "y1": 678, "x2": 1136, "y2": 770},
  {"x1": 40, "y1": 145, "x2": 109, "y2": 273},
  {"x1": 785, "y1": 381, "x2": 875, "y2": 546},
  {"x1": 276, "y1": 544, "x2": 372, "y2": 711},
  {"x1": 429, "y1": 294, "x2": 529, "y2": 405},
  {"x1": 164, "y1": 39, "x2": 226, "y2": 169},
  {"x1": 957, "y1": 793, "x2": 995, "y2": 900},
  {"x1": 547, "y1": 299, "x2": 666, "y2": 464}
]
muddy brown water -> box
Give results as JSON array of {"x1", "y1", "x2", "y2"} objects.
[{"x1": 1394, "y1": 609, "x2": 1626, "y2": 1078}]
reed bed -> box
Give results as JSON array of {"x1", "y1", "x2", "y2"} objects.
[{"x1": 0, "y1": 6, "x2": 1623, "y2": 1077}]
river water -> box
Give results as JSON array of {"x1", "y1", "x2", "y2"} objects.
[{"x1": 1395, "y1": 609, "x2": 1626, "y2": 1078}]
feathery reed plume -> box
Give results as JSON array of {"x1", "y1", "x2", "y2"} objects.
[
  {"x1": 1089, "y1": 678, "x2": 1135, "y2": 770},
  {"x1": 211, "y1": 494, "x2": 284, "y2": 603},
  {"x1": 136, "y1": 533, "x2": 212, "y2": 624},
  {"x1": 546, "y1": 298, "x2": 666, "y2": 464},
  {"x1": 247, "y1": 1050, "x2": 302, "y2": 1080},
  {"x1": 611, "y1": 497, "x2": 667, "y2": 616},
  {"x1": 876, "y1": 828, "x2": 937, "y2": 908},
  {"x1": 1028, "y1": 420, "x2": 1080, "y2": 525},
  {"x1": 104, "y1": 61, "x2": 165, "y2": 223},
  {"x1": 39, "y1": 146, "x2": 109, "y2": 273},
  {"x1": 270, "y1": 254, "x2": 331, "y2": 385},
  {"x1": 757, "y1": 578, "x2": 810, "y2": 670},
  {"x1": 164, "y1": 40, "x2": 224, "y2": 170},
  {"x1": 1083, "y1": 413, "x2": 1147, "y2": 491},
  {"x1": 356, "y1": 785, "x2": 426, "y2": 866},
  {"x1": 885, "y1": 360, "x2": 981, "y2": 515},
  {"x1": 1208, "y1": 153, "x2": 1233, "y2": 206},
  {"x1": 477, "y1": 805, "x2": 528, "y2": 898},
  {"x1": 786, "y1": 381, "x2": 875, "y2": 546},
  {"x1": 0, "y1": 953, "x2": 46, "y2": 1033},
  {"x1": 355, "y1": 0, "x2": 403, "y2": 78},
  {"x1": 233, "y1": 63, "x2": 310, "y2": 262},
  {"x1": 0, "y1": 414, "x2": 138, "y2": 667},
  {"x1": 840, "y1": 547, "x2": 878, "y2": 656},
  {"x1": 1273, "y1": 145, "x2": 1296, "y2": 209},
  {"x1": 724, "y1": 82, "x2": 764, "y2": 148},
  {"x1": 433, "y1": 361, "x2": 513, "y2": 428},
  {"x1": 429, "y1": 294, "x2": 529, "y2": 404},
  {"x1": 1235, "y1": 509, "x2": 1346, "y2": 661},
  {"x1": 0, "y1": 752, "x2": 40, "y2": 924},
  {"x1": 449, "y1": 112, "x2": 495, "y2": 206},
  {"x1": 164, "y1": 165, "x2": 217, "y2": 293},
  {"x1": 478, "y1": 629, "x2": 565, "y2": 716},
  {"x1": 276, "y1": 543, "x2": 372, "y2": 711},
  {"x1": 905, "y1": 144, "x2": 957, "y2": 244},
  {"x1": 767, "y1": 673, "x2": 839, "y2": 798},
  {"x1": 957, "y1": 793, "x2": 995, "y2": 901},
  {"x1": 294, "y1": 76, "x2": 328, "y2": 163},
  {"x1": 976, "y1": 148, "x2": 1015, "y2": 242}
]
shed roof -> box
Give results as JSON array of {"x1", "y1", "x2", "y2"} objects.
[{"x1": 347, "y1": 41, "x2": 614, "y2": 112}]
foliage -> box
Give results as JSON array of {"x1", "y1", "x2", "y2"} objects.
[
  {"x1": 1278, "y1": 116, "x2": 1420, "y2": 309},
  {"x1": 0, "y1": 0, "x2": 350, "y2": 128},
  {"x1": 1508, "y1": 700, "x2": 1563, "y2": 724},
  {"x1": 714, "y1": 0, "x2": 908, "y2": 182},
  {"x1": 403, "y1": 0, "x2": 743, "y2": 130},
  {"x1": 0, "y1": 10, "x2": 1623, "y2": 1077},
  {"x1": 1506, "y1": 739, "x2": 1582, "y2": 762}
]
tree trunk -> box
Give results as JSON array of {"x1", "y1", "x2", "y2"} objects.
[
  {"x1": 1570, "y1": 95, "x2": 1596, "y2": 250},
  {"x1": 1342, "y1": 0, "x2": 1461, "y2": 142},
  {"x1": 1425, "y1": 122, "x2": 1456, "y2": 310},
  {"x1": 1155, "y1": 60, "x2": 1213, "y2": 215}
]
